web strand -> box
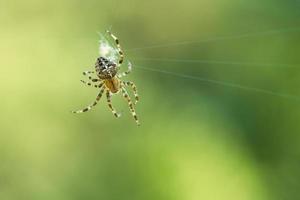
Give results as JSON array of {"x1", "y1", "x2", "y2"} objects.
[
  {"x1": 132, "y1": 57, "x2": 298, "y2": 68},
  {"x1": 126, "y1": 27, "x2": 300, "y2": 52},
  {"x1": 135, "y1": 65, "x2": 300, "y2": 101}
]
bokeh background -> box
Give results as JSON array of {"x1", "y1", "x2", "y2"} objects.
[{"x1": 1, "y1": 0, "x2": 300, "y2": 199}]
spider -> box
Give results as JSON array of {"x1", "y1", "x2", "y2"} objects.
[{"x1": 72, "y1": 30, "x2": 140, "y2": 125}]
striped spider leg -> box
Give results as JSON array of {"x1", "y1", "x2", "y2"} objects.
[
  {"x1": 81, "y1": 71, "x2": 101, "y2": 87},
  {"x1": 72, "y1": 82, "x2": 105, "y2": 113},
  {"x1": 80, "y1": 79, "x2": 103, "y2": 88},
  {"x1": 107, "y1": 30, "x2": 124, "y2": 65},
  {"x1": 82, "y1": 71, "x2": 95, "y2": 80},
  {"x1": 106, "y1": 90, "x2": 122, "y2": 118},
  {"x1": 122, "y1": 81, "x2": 139, "y2": 104},
  {"x1": 121, "y1": 85, "x2": 140, "y2": 125}
]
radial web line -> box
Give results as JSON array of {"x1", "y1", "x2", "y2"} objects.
[
  {"x1": 132, "y1": 57, "x2": 298, "y2": 68},
  {"x1": 126, "y1": 27, "x2": 300, "y2": 51},
  {"x1": 135, "y1": 65, "x2": 300, "y2": 101}
]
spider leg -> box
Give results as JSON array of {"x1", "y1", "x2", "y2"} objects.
[
  {"x1": 81, "y1": 80, "x2": 103, "y2": 88},
  {"x1": 122, "y1": 81, "x2": 139, "y2": 104},
  {"x1": 82, "y1": 71, "x2": 98, "y2": 81},
  {"x1": 117, "y1": 61, "x2": 132, "y2": 78},
  {"x1": 106, "y1": 90, "x2": 121, "y2": 118},
  {"x1": 121, "y1": 87, "x2": 140, "y2": 125},
  {"x1": 72, "y1": 86, "x2": 105, "y2": 113},
  {"x1": 107, "y1": 30, "x2": 124, "y2": 65}
]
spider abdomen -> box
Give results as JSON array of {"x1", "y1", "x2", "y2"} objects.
[
  {"x1": 104, "y1": 77, "x2": 120, "y2": 93},
  {"x1": 95, "y1": 57, "x2": 118, "y2": 79}
]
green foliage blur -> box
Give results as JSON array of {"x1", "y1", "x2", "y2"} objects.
[{"x1": 1, "y1": 0, "x2": 300, "y2": 199}]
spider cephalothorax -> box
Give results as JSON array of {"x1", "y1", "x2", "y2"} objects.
[
  {"x1": 73, "y1": 31, "x2": 140, "y2": 125},
  {"x1": 95, "y1": 57, "x2": 119, "y2": 79}
]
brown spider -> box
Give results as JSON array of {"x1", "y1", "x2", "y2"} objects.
[{"x1": 72, "y1": 31, "x2": 140, "y2": 125}]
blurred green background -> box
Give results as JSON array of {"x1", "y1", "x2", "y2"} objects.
[{"x1": 1, "y1": 0, "x2": 300, "y2": 199}]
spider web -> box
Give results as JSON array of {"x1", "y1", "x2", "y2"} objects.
[
  {"x1": 98, "y1": 33, "x2": 119, "y2": 64},
  {"x1": 124, "y1": 26, "x2": 300, "y2": 101},
  {"x1": 105, "y1": 0, "x2": 300, "y2": 101}
]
